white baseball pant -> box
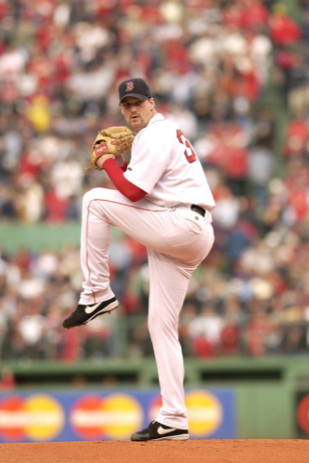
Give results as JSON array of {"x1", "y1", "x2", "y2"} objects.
[{"x1": 79, "y1": 187, "x2": 215, "y2": 429}]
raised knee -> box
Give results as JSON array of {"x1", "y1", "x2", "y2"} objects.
[{"x1": 82, "y1": 188, "x2": 101, "y2": 207}]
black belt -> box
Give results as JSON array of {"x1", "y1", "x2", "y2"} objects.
[{"x1": 191, "y1": 204, "x2": 206, "y2": 217}]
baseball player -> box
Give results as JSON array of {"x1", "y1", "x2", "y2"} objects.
[{"x1": 63, "y1": 78, "x2": 215, "y2": 441}]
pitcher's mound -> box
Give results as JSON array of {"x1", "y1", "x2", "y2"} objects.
[{"x1": 1, "y1": 439, "x2": 308, "y2": 463}]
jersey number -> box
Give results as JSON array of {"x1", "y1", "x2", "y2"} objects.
[{"x1": 176, "y1": 129, "x2": 197, "y2": 163}]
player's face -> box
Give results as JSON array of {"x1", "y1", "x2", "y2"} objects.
[{"x1": 120, "y1": 97, "x2": 156, "y2": 133}]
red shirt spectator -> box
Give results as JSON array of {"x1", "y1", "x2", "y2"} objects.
[
  {"x1": 222, "y1": 5, "x2": 243, "y2": 28},
  {"x1": 234, "y1": 68, "x2": 260, "y2": 101},
  {"x1": 240, "y1": 0, "x2": 269, "y2": 30},
  {"x1": 139, "y1": 5, "x2": 162, "y2": 24},
  {"x1": 220, "y1": 325, "x2": 240, "y2": 355},
  {"x1": 269, "y1": 9, "x2": 301, "y2": 46},
  {"x1": 192, "y1": 336, "x2": 215, "y2": 358},
  {"x1": 0, "y1": 0, "x2": 8, "y2": 20},
  {"x1": 286, "y1": 119, "x2": 309, "y2": 139},
  {"x1": 223, "y1": 145, "x2": 249, "y2": 179},
  {"x1": 287, "y1": 184, "x2": 309, "y2": 220},
  {"x1": 247, "y1": 311, "x2": 272, "y2": 356},
  {"x1": 28, "y1": 53, "x2": 54, "y2": 91},
  {"x1": 18, "y1": 149, "x2": 44, "y2": 178},
  {"x1": 284, "y1": 118, "x2": 309, "y2": 157},
  {"x1": 44, "y1": 188, "x2": 69, "y2": 222}
]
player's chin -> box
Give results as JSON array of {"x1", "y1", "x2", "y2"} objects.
[
  {"x1": 130, "y1": 119, "x2": 142, "y2": 132},
  {"x1": 130, "y1": 117, "x2": 140, "y2": 125}
]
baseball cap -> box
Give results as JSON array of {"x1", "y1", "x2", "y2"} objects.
[{"x1": 118, "y1": 78, "x2": 152, "y2": 104}]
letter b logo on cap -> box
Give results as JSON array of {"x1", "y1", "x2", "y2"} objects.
[{"x1": 126, "y1": 82, "x2": 134, "y2": 91}]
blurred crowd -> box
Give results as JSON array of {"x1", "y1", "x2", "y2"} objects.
[{"x1": 1, "y1": 0, "x2": 309, "y2": 362}]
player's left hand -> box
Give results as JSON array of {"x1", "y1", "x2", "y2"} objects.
[
  {"x1": 96, "y1": 153, "x2": 115, "y2": 169},
  {"x1": 86, "y1": 126, "x2": 135, "y2": 172}
]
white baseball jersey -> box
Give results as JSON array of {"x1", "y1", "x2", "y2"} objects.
[{"x1": 124, "y1": 113, "x2": 216, "y2": 210}]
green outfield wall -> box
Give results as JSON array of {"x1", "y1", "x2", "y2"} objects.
[
  {"x1": 0, "y1": 222, "x2": 126, "y2": 253},
  {"x1": 1, "y1": 356, "x2": 308, "y2": 439},
  {"x1": 0, "y1": 222, "x2": 81, "y2": 253}
]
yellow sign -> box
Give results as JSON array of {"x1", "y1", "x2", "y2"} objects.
[{"x1": 186, "y1": 390, "x2": 223, "y2": 436}]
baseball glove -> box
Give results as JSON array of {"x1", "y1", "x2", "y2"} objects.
[{"x1": 87, "y1": 126, "x2": 135, "y2": 172}]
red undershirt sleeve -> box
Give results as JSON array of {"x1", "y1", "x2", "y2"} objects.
[
  {"x1": 103, "y1": 158, "x2": 147, "y2": 202},
  {"x1": 120, "y1": 161, "x2": 128, "y2": 172}
]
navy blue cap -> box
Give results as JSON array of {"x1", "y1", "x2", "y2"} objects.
[{"x1": 118, "y1": 78, "x2": 152, "y2": 103}]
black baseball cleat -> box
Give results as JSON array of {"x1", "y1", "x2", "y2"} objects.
[
  {"x1": 130, "y1": 420, "x2": 189, "y2": 441},
  {"x1": 62, "y1": 297, "x2": 118, "y2": 329}
]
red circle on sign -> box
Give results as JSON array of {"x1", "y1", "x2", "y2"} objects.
[
  {"x1": 297, "y1": 394, "x2": 309, "y2": 434},
  {"x1": 70, "y1": 395, "x2": 105, "y2": 440},
  {"x1": 0, "y1": 396, "x2": 26, "y2": 441},
  {"x1": 148, "y1": 395, "x2": 162, "y2": 423}
]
